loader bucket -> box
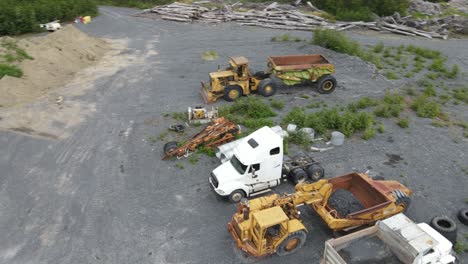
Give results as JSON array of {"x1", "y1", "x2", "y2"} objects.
[{"x1": 200, "y1": 81, "x2": 219, "y2": 104}]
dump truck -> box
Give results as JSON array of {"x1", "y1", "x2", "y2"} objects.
[
  {"x1": 210, "y1": 126, "x2": 324, "y2": 203},
  {"x1": 321, "y1": 213, "x2": 458, "y2": 264},
  {"x1": 201, "y1": 54, "x2": 336, "y2": 103},
  {"x1": 227, "y1": 172, "x2": 412, "y2": 257},
  {"x1": 162, "y1": 117, "x2": 240, "y2": 159}
]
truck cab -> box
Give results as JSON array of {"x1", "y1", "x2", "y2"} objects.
[{"x1": 209, "y1": 126, "x2": 283, "y2": 203}]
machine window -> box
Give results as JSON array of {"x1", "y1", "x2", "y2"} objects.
[
  {"x1": 270, "y1": 147, "x2": 280, "y2": 155},
  {"x1": 247, "y1": 138, "x2": 259, "y2": 148},
  {"x1": 249, "y1": 163, "x2": 260, "y2": 172},
  {"x1": 231, "y1": 155, "x2": 247, "y2": 174}
]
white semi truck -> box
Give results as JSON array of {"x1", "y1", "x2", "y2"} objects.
[
  {"x1": 321, "y1": 213, "x2": 458, "y2": 264},
  {"x1": 209, "y1": 126, "x2": 324, "y2": 203}
]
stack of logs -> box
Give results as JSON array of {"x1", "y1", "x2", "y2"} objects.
[{"x1": 144, "y1": 2, "x2": 448, "y2": 39}]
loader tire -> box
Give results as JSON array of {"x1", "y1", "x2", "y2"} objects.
[
  {"x1": 457, "y1": 208, "x2": 468, "y2": 226},
  {"x1": 306, "y1": 164, "x2": 324, "y2": 181},
  {"x1": 258, "y1": 78, "x2": 277, "y2": 97},
  {"x1": 430, "y1": 216, "x2": 457, "y2": 244},
  {"x1": 316, "y1": 75, "x2": 336, "y2": 94},
  {"x1": 229, "y1": 189, "x2": 246, "y2": 203},
  {"x1": 163, "y1": 141, "x2": 178, "y2": 155},
  {"x1": 223, "y1": 85, "x2": 243, "y2": 102},
  {"x1": 392, "y1": 189, "x2": 411, "y2": 211},
  {"x1": 290, "y1": 168, "x2": 307, "y2": 184},
  {"x1": 276, "y1": 230, "x2": 307, "y2": 256}
]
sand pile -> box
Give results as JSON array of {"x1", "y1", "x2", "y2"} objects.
[{"x1": 0, "y1": 26, "x2": 108, "y2": 107}]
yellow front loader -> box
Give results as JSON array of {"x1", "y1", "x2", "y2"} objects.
[{"x1": 227, "y1": 172, "x2": 412, "y2": 257}]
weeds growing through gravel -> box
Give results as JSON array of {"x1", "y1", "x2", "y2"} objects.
[{"x1": 219, "y1": 97, "x2": 276, "y2": 130}]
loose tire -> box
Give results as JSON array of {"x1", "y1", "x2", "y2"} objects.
[
  {"x1": 316, "y1": 75, "x2": 337, "y2": 94},
  {"x1": 229, "y1": 189, "x2": 246, "y2": 203},
  {"x1": 458, "y1": 208, "x2": 468, "y2": 226},
  {"x1": 290, "y1": 168, "x2": 307, "y2": 184},
  {"x1": 276, "y1": 230, "x2": 307, "y2": 256},
  {"x1": 224, "y1": 85, "x2": 243, "y2": 102},
  {"x1": 306, "y1": 164, "x2": 324, "y2": 181},
  {"x1": 163, "y1": 141, "x2": 178, "y2": 155},
  {"x1": 430, "y1": 216, "x2": 457, "y2": 244},
  {"x1": 258, "y1": 78, "x2": 277, "y2": 97}
]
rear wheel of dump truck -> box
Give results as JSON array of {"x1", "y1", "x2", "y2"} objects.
[
  {"x1": 276, "y1": 230, "x2": 307, "y2": 256},
  {"x1": 229, "y1": 189, "x2": 246, "y2": 203},
  {"x1": 431, "y1": 216, "x2": 457, "y2": 244},
  {"x1": 258, "y1": 78, "x2": 277, "y2": 97},
  {"x1": 224, "y1": 85, "x2": 243, "y2": 102},
  {"x1": 163, "y1": 141, "x2": 178, "y2": 155},
  {"x1": 316, "y1": 75, "x2": 337, "y2": 94},
  {"x1": 290, "y1": 168, "x2": 307, "y2": 184},
  {"x1": 306, "y1": 164, "x2": 324, "y2": 181}
]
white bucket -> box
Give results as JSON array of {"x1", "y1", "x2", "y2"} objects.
[
  {"x1": 286, "y1": 124, "x2": 297, "y2": 133},
  {"x1": 330, "y1": 131, "x2": 345, "y2": 146}
]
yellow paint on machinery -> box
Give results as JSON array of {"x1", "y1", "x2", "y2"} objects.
[{"x1": 228, "y1": 172, "x2": 412, "y2": 257}]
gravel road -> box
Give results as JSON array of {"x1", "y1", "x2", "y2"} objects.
[{"x1": 0, "y1": 6, "x2": 467, "y2": 264}]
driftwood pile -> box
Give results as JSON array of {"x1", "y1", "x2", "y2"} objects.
[{"x1": 144, "y1": 2, "x2": 448, "y2": 39}]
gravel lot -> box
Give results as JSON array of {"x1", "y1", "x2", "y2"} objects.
[{"x1": 0, "y1": 6, "x2": 467, "y2": 264}]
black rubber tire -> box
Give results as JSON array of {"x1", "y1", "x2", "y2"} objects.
[
  {"x1": 316, "y1": 75, "x2": 337, "y2": 94},
  {"x1": 372, "y1": 176, "x2": 385, "y2": 180},
  {"x1": 430, "y1": 216, "x2": 457, "y2": 244},
  {"x1": 223, "y1": 85, "x2": 243, "y2": 102},
  {"x1": 289, "y1": 168, "x2": 307, "y2": 184},
  {"x1": 306, "y1": 164, "x2": 324, "y2": 181},
  {"x1": 457, "y1": 208, "x2": 468, "y2": 226},
  {"x1": 229, "y1": 189, "x2": 246, "y2": 203},
  {"x1": 163, "y1": 141, "x2": 178, "y2": 154},
  {"x1": 392, "y1": 189, "x2": 411, "y2": 211},
  {"x1": 276, "y1": 230, "x2": 307, "y2": 256},
  {"x1": 258, "y1": 78, "x2": 277, "y2": 97}
]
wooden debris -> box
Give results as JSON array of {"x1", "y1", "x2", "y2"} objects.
[{"x1": 144, "y1": 2, "x2": 448, "y2": 39}]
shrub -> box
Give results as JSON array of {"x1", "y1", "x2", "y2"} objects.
[
  {"x1": 348, "y1": 97, "x2": 378, "y2": 112},
  {"x1": 397, "y1": 118, "x2": 409, "y2": 128},
  {"x1": 373, "y1": 42, "x2": 384, "y2": 53},
  {"x1": 270, "y1": 99, "x2": 285, "y2": 110},
  {"x1": 411, "y1": 95, "x2": 441, "y2": 118},
  {"x1": 362, "y1": 126, "x2": 376, "y2": 140},
  {"x1": 289, "y1": 130, "x2": 311, "y2": 148},
  {"x1": 452, "y1": 87, "x2": 467, "y2": 104},
  {"x1": 445, "y1": 64, "x2": 459, "y2": 79},
  {"x1": 313, "y1": 29, "x2": 361, "y2": 56},
  {"x1": 428, "y1": 58, "x2": 447, "y2": 72},
  {"x1": 0, "y1": 64, "x2": 23, "y2": 78},
  {"x1": 386, "y1": 71, "x2": 398, "y2": 80},
  {"x1": 406, "y1": 45, "x2": 441, "y2": 59},
  {"x1": 374, "y1": 92, "x2": 404, "y2": 118},
  {"x1": 423, "y1": 86, "x2": 436, "y2": 97},
  {"x1": 311, "y1": 0, "x2": 409, "y2": 20},
  {"x1": 377, "y1": 124, "x2": 385, "y2": 133},
  {"x1": 220, "y1": 97, "x2": 276, "y2": 129}
]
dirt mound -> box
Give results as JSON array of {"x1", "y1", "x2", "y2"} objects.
[
  {"x1": 328, "y1": 189, "x2": 365, "y2": 217},
  {"x1": 0, "y1": 26, "x2": 108, "y2": 107}
]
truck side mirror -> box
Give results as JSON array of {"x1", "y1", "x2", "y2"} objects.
[{"x1": 251, "y1": 168, "x2": 257, "y2": 178}]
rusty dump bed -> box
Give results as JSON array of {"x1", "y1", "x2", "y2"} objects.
[
  {"x1": 328, "y1": 173, "x2": 395, "y2": 216},
  {"x1": 268, "y1": 54, "x2": 331, "y2": 71}
]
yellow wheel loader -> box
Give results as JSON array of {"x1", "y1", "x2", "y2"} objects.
[
  {"x1": 227, "y1": 172, "x2": 412, "y2": 257},
  {"x1": 200, "y1": 54, "x2": 336, "y2": 103}
]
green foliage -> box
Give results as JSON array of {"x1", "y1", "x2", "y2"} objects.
[
  {"x1": 373, "y1": 42, "x2": 384, "y2": 53},
  {"x1": 197, "y1": 146, "x2": 216, "y2": 157},
  {"x1": 406, "y1": 45, "x2": 441, "y2": 59},
  {"x1": 0, "y1": 0, "x2": 98, "y2": 35},
  {"x1": 428, "y1": 58, "x2": 447, "y2": 72},
  {"x1": 188, "y1": 154, "x2": 199, "y2": 165},
  {"x1": 313, "y1": 29, "x2": 361, "y2": 56},
  {"x1": 445, "y1": 64, "x2": 459, "y2": 79},
  {"x1": 374, "y1": 92, "x2": 404, "y2": 118},
  {"x1": 175, "y1": 163, "x2": 184, "y2": 169},
  {"x1": 377, "y1": 124, "x2": 385, "y2": 133},
  {"x1": 311, "y1": 0, "x2": 409, "y2": 21},
  {"x1": 219, "y1": 97, "x2": 276, "y2": 129},
  {"x1": 452, "y1": 87, "x2": 467, "y2": 104},
  {"x1": 270, "y1": 99, "x2": 284, "y2": 110},
  {"x1": 411, "y1": 95, "x2": 441, "y2": 118},
  {"x1": 289, "y1": 131, "x2": 311, "y2": 148},
  {"x1": 348, "y1": 97, "x2": 378, "y2": 112},
  {"x1": 0, "y1": 64, "x2": 23, "y2": 78},
  {"x1": 171, "y1": 112, "x2": 186, "y2": 121},
  {"x1": 423, "y1": 86, "x2": 436, "y2": 97},
  {"x1": 454, "y1": 240, "x2": 468, "y2": 254},
  {"x1": 386, "y1": 70, "x2": 398, "y2": 80},
  {"x1": 283, "y1": 107, "x2": 375, "y2": 137},
  {"x1": 362, "y1": 126, "x2": 376, "y2": 140},
  {"x1": 397, "y1": 117, "x2": 409, "y2": 128}
]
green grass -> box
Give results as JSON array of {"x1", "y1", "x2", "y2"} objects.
[
  {"x1": 411, "y1": 95, "x2": 441, "y2": 118},
  {"x1": 374, "y1": 92, "x2": 405, "y2": 118},
  {"x1": 201, "y1": 50, "x2": 218, "y2": 61},
  {"x1": 175, "y1": 163, "x2": 184, "y2": 170},
  {"x1": 188, "y1": 154, "x2": 199, "y2": 165},
  {"x1": 171, "y1": 112, "x2": 186, "y2": 121},
  {"x1": 219, "y1": 97, "x2": 276, "y2": 129},
  {"x1": 0, "y1": 64, "x2": 23, "y2": 78},
  {"x1": 362, "y1": 126, "x2": 376, "y2": 140},
  {"x1": 377, "y1": 124, "x2": 385, "y2": 133},
  {"x1": 373, "y1": 42, "x2": 384, "y2": 53},
  {"x1": 454, "y1": 240, "x2": 468, "y2": 254},
  {"x1": 348, "y1": 97, "x2": 378, "y2": 112},
  {"x1": 289, "y1": 130, "x2": 311, "y2": 149},
  {"x1": 428, "y1": 58, "x2": 447, "y2": 73},
  {"x1": 98, "y1": 0, "x2": 170, "y2": 9},
  {"x1": 406, "y1": 45, "x2": 441, "y2": 59},
  {"x1": 445, "y1": 64, "x2": 459, "y2": 79},
  {"x1": 397, "y1": 117, "x2": 409, "y2": 128},
  {"x1": 385, "y1": 70, "x2": 398, "y2": 80},
  {"x1": 270, "y1": 99, "x2": 285, "y2": 110},
  {"x1": 283, "y1": 107, "x2": 375, "y2": 137},
  {"x1": 452, "y1": 87, "x2": 467, "y2": 104},
  {"x1": 312, "y1": 29, "x2": 361, "y2": 56}
]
